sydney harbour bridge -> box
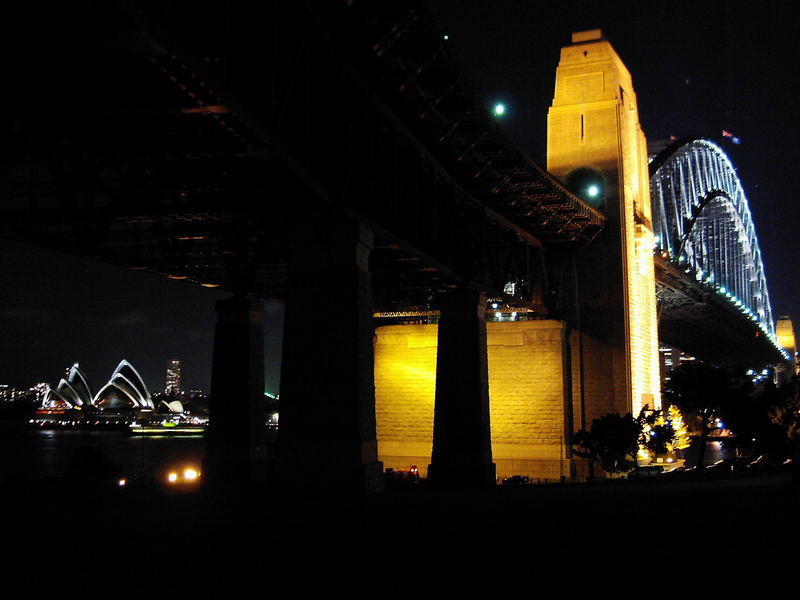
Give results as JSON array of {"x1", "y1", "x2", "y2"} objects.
[
  {"x1": 650, "y1": 137, "x2": 781, "y2": 365},
  {"x1": 0, "y1": 2, "x2": 789, "y2": 491}
]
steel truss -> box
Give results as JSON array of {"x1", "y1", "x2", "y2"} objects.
[{"x1": 650, "y1": 138, "x2": 777, "y2": 344}]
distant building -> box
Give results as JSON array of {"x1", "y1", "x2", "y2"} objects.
[
  {"x1": 659, "y1": 345, "x2": 695, "y2": 386},
  {"x1": 776, "y1": 316, "x2": 798, "y2": 382},
  {"x1": 165, "y1": 359, "x2": 181, "y2": 396},
  {"x1": 40, "y1": 363, "x2": 93, "y2": 409},
  {"x1": 0, "y1": 385, "x2": 26, "y2": 402},
  {"x1": 32, "y1": 382, "x2": 49, "y2": 399},
  {"x1": 94, "y1": 360, "x2": 154, "y2": 411},
  {"x1": 39, "y1": 359, "x2": 153, "y2": 413},
  {"x1": 33, "y1": 360, "x2": 207, "y2": 431}
]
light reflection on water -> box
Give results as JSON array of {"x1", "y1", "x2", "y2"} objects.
[
  {"x1": 1, "y1": 419, "x2": 207, "y2": 484},
  {"x1": 678, "y1": 437, "x2": 736, "y2": 467},
  {"x1": 1, "y1": 416, "x2": 736, "y2": 484}
]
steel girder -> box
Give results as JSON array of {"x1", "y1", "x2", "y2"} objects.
[
  {"x1": 1, "y1": 1, "x2": 603, "y2": 316},
  {"x1": 650, "y1": 138, "x2": 784, "y2": 363}
]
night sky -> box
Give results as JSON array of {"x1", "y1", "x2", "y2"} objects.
[
  {"x1": 434, "y1": 0, "x2": 800, "y2": 330},
  {"x1": 0, "y1": 237, "x2": 285, "y2": 395},
  {"x1": 1, "y1": 1, "x2": 798, "y2": 392}
]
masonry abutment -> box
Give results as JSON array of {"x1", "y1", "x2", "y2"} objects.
[
  {"x1": 274, "y1": 218, "x2": 383, "y2": 494},
  {"x1": 205, "y1": 297, "x2": 267, "y2": 489},
  {"x1": 428, "y1": 288, "x2": 496, "y2": 488}
]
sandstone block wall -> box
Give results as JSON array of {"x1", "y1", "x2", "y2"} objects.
[
  {"x1": 375, "y1": 320, "x2": 571, "y2": 480},
  {"x1": 569, "y1": 330, "x2": 628, "y2": 431}
]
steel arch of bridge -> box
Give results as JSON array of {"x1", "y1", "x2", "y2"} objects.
[{"x1": 650, "y1": 138, "x2": 776, "y2": 340}]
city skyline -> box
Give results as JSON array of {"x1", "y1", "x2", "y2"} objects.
[{"x1": 0, "y1": 237, "x2": 284, "y2": 393}]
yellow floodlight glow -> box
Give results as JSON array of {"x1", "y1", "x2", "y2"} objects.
[{"x1": 547, "y1": 29, "x2": 661, "y2": 416}]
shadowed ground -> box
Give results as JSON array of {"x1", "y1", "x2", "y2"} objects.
[{"x1": 6, "y1": 469, "x2": 795, "y2": 595}]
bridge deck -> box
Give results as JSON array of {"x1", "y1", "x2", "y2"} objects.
[
  {"x1": 655, "y1": 255, "x2": 784, "y2": 366},
  {"x1": 1, "y1": 2, "x2": 602, "y2": 315}
]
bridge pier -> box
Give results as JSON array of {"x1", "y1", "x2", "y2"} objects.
[
  {"x1": 428, "y1": 289, "x2": 496, "y2": 488},
  {"x1": 205, "y1": 297, "x2": 268, "y2": 489},
  {"x1": 273, "y1": 217, "x2": 383, "y2": 494}
]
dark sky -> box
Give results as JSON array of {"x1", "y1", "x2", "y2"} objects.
[
  {"x1": 2, "y1": 1, "x2": 798, "y2": 391},
  {"x1": 433, "y1": 0, "x2": 800, "y2": 328},
  {"x1": 0, "y1": 237, "x2": 285, "y2": 394}
]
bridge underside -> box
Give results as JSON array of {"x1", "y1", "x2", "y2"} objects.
[
  {"x1": 3, "y1": 2, "x2": 607, "y2": 490},
  {"x1": 655, "y1": 256, "x2": 784, "y2": 368},
  {"x1": 2, "y1": 2, "x2": 602, "y2": 315}
]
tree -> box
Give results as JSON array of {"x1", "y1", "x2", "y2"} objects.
[
  {"x1": 667, "y1": 404, "x2": 692, "y2": 452},
  {"x1": 636, "y1": 406, "x2": 676, "y2": 461},
  {"x1": 664, "y1": 361, "x2": 751, "y2": 469},
  {"x1": 742, "y1": 378, "x2": 800, "y2": 461},
  {"x1": 573, "y1": 412, "x2": 641, "y2": 478}
]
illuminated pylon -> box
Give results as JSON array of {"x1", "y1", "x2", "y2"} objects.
[{"x1": 547, "y1": 30, "x2": 661, "y2": 421}]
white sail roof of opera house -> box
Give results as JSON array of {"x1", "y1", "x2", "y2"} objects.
[
  {"x1": 92, "y1": 360, "x2": 154, "y2": 410},
  {"x1": 41, "y1": 363, "x2": 92, "y2": 409}
]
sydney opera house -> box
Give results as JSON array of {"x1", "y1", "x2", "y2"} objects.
[{"x1": 33, "y1": 360, "x2": 205, "y2": 432}]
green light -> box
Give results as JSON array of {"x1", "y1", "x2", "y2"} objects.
[
  {"x1": 493, "y1": 103, "x2": 506, "y2": 117},
  {"x1": 564, "y1": 167, "x2": 603, "y2": 206}
]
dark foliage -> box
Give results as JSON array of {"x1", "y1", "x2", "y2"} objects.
[
  {"x1": 573, "y1": 412, "x2": 640, "y2": 477},
  {"x1": 664, "y1": 361, "x2": 751, "y2": 468},
  {"x1": 666, "y1": 362, "x2": 800, "y2": 467},
  {"x1": 636, "y1": 406, "x2": 676, "y2": 458}
]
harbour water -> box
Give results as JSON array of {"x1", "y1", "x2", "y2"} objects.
[
  {"x1": 680, "y1": 436, "x2": 737, "y2": 467},
  {"x1": 1, "y1": 405, "x2": 737, "y2": 487},
  {"x1": 0, "y1": 413, "x2": 206, "y2": 485}
]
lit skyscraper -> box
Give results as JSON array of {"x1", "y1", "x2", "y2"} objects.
[{"x1": 165, "y1": 360, "x2": 181, "y2": 396}]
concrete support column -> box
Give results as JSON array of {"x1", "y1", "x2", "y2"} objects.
[
  {"x1": 428, "y1": 289, "x2": 496, "y2": 487},
  {"x1": 205, "y1": 297, "x2": 267, "y2": 488},
  {"x1": 274, "y1": 218, "x2": 383, "y2": 494}
]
